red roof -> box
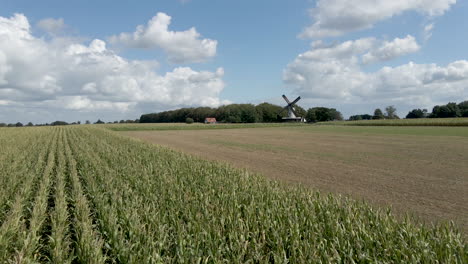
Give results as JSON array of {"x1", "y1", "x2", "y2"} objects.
[{"x1": 205, "y1": 117, "x2": 217, "y2": 123}]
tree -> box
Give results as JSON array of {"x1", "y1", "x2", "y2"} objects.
[
  {"x1": 51, "y1": 121, "x2": 69, "y2": 126},
  {"x1": 306, "y1": 107, "x2": 343, "y2": 123},
  {"x1": 406, "y1": 109, "x2": 427, "y2": 119},
  {"x1": 94, "y1": 119, "x2": 105, "y2": 124},
  {"x1": 15, "y1": 122, "x2": 23, "y2": 127},
  {"x1": 255, "y1": 103, "x2": 284, "y2": 122},
  {"x1": 385, "y1": 106, "x2": 399, "y2": 119},
  {"x1": 192, "y1": 107, "x2": 215, "y2": 122},
  {"x1": 294, "y1": 105, "x2": 307, "y2": 119},
  {"x1": 85, "y1": 120, "x2": 91, "y2": 124},
  {"x1": 26, "y1": 122, "x2": 34, "y2": 126},
  {"x1": 349, "y1": 115, "x2": 363, "y2": 121},
  {"x1": 0, "y1": 123, "x2": 6, "y2": 127},
  {"x1": 239, "y1": 104, "x2": 258, "y2": 123},
  {"x1": 372, "y1": 108, "x2": 384, "y2": 119},
  {"x1": 431, "y1": 103, "x2": 460, "y2": 118},
  {"x1": 349, "y1": 114, "x2": 372, "y2": 121},
  {"x1": 458, "y1": 101, "x2": 468, "y2": 117},
  {"x1": 185, "y1": 117, "x2": 194, "y2": 124},
  {"x1": 215, "y1": 104, "x2": 258, "y2": 123}
]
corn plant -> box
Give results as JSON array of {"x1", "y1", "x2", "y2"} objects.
[{"x1": 0, "y1": 126, "x2": 465, "y2": 263}]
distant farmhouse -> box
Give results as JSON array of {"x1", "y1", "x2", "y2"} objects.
[{"x1": 204, "y1": 117, "x2": 217, "y2": 124}]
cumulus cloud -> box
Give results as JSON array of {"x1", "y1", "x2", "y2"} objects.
[
  {"x1": 362, "y1": 35, "x2": 420, "y2": 64},
  {"x1": 37, "y1": 18, "x2": 65, "y2": 35},
  {"x1": 109, "y1": 12, "x2": 217, "y2": 63},
  {"x1": 0, "y1": 13, "x2": 226, "y2": 122},
  {"x1": 300, "y1": 0, "x2": 456, "y2": 38},
  {"x1": 283, "y1": 37, "x2": 468, "y2": 113}
]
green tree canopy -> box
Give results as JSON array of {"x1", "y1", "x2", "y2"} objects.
[
  {"x1": 458, "y1": 101, "x2": 468, "y2": 117},
  {"x1": 430, "y1": 103, "x2": 460, "y2": 118},
  {"x1": 373, "y1": 108, "x2": 384, "y2": 119},
  {"x1": 255, "y1": 103, "x2": 283, "y2": 122},
  {"x1": 406, "y1": 109, "x2": 428, "y2": 119},
  {"x1": 51, "y1": 121, "x2": 69, "y2": 126},
  {"x1": 385, "y1": 106, "x2": 399, "y2": 119},
  {"x1": 306, "y1": 107, "x2": 343, "y2": 123},
  {"x1": 349, "y1": 114, "x2": 372, "y2": 121}
]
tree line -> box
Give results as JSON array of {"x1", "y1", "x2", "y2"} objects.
[
  {"x1": 349, "y1": 106, "x2": 398, "y2": 120},
  {"x1": 140, "y1": 103, "x2": 344, "y2": 123},
  {"x1": 406, "y1": 101, "x2": 468, "y2": 118},
  {"x1": 0, "y1": 119, "x2": 140, "y2": 127},
  {"x1": 2, "y1": 100, "x2": 466, "y2": 127},
  {"x1": 348, "y1": 101, "x2": 468, "y2": 121}
]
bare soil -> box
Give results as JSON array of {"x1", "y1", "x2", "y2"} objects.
[{"x1": 124, "y1": 126, "x2": 468, "y2": 233}]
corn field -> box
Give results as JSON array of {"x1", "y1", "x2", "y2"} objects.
[{"x1": 0, "y1": 126, "x2": 466, "y2": 263}]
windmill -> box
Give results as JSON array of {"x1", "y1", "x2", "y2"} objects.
[{"x1": 278, "y1": 95, "x2": 305, "y2": 122}]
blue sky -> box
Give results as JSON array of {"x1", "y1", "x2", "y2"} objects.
[{"x1": 0, "y1": 0, "x2": 467, "y2": 123}]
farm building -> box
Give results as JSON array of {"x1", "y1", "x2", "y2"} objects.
[{"x1": 204, "y1": 117, "x2": 217, "y2": 124}]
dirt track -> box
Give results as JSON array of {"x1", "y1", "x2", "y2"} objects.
[{"x1": 124, "y1": 126, "x2": 468, "y2": 233}]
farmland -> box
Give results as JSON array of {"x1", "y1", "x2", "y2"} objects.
[
  {"x1": 0, "y1": 126, "x2": 466, "y2": 262},
  {"x1": 106, "y1": 122, "x2": 306, "y2": 131},
  {"x1": 319, "y1": 117, "x2": 468, "y2": 126},
  {"x1": 125, "y1": 125, "x2": 468, "y2": 234}
]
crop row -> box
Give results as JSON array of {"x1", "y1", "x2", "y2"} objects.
[{"x1": 0, "y1": 126, "x2": 466, "y2": 263}]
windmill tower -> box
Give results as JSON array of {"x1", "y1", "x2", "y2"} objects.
[{"x1": 278, "y1": 95, "x2": 305, "y2": 122}]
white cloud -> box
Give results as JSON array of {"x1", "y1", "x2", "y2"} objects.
[
  {"x1": 362, "y1": 35, "x2": 420, "y2": 64},
  {"x1": 300, "y1": 0, "x2": 456, "y2": 38},
  {"x1": 0, "y1": 100, "x2": 11, "y2": 106},
  {"x1": 0, "y1": 13, "x2": 226, "y2": 122},
  {"x1": 283, "y1": 37, "x2": 468, "y2": 114},
  {"x1": 109, "y1": 12, "x2": 217, "y2": 64},
  {"x1": 423, "y1": 23, "x2": 435, "y2": 41},
  {"x1": 45, "y1": 96, "x2": 136, "y2": 111},
  {"x1": 37, "y1": 18, "x2": 65, "y2": 35}
]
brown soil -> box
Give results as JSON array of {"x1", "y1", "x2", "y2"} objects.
[{"x1": 124, "y1": 127, "x2": 468, "y2": 234}]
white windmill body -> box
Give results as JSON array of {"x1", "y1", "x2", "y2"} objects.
[
  {"x1": 287, "y1": 106, "x2": 297, "y2": 118},
  {"x1": 278, "y1": 95, "x2": 305, "y2": 122}
]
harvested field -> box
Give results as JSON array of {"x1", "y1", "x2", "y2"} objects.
[{"x1": 125, "y1": 125, "x2": 468, "y2": 234}]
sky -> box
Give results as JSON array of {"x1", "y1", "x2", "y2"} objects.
[{"x1": 0, "y1": 0, "x2": 467, "y2": 123}]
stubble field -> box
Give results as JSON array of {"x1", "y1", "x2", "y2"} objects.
[{"x1": 125, "y1": 125, "x2": 468, "y2": 234}]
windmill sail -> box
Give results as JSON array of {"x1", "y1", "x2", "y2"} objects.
[{"x1": 279, "y1": 94, "x2": 303, "y2": 122}]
